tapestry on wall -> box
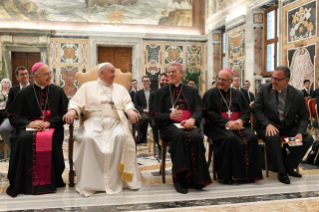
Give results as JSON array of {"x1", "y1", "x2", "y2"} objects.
[
  {"x1": 0, "y1": 0, "x2": 192, "y2": 26},
  {"x1": 254, "y1": 27, "x2": 263, "y2": 76},
  {"x1": 288, "y1": 44, "x2": 316, "y2": 90},
  {"x1": 145, "y1": 67, "x2": 161, "y2": 90},
  {"x1": 228, "y1": 30, "x2": 245, "y2": 59},
  {"x1": 165, "y1": 45, "x2": 184, "y2": 64},
  {"x1": 287, "y1": 0, "x2": 317, "y2": 43}
]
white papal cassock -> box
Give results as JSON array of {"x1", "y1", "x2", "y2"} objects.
[{"x1": 69, "y1": 79, "x2": 141, "y2": 197}]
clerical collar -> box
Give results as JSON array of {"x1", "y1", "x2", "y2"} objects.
[
  {"x1": 20, "y1": 82, "x2": 30, "y2": 90},
  {"x1": 304, "y1": 87, "x2": 309, "y2": 92},
  {"x1": 34, "y1": 81, "x2": 45, "y2": 90},
  {"x1": 277, "y1": 86, "x2": 288, "y2": 93},
  {"x1": 170, "y1": 82, "x2": 182, "y2": 87},
  {"x1": 98, "y1": 78, "x2": 112, "y2": 87}
]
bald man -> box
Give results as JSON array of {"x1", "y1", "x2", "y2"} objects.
[
  {"x1": 203, "y1": 69, "x2": 262, "y2": 185},
  {"x1": 63, "y1": 62, "x2": 142, "y2": 197}
]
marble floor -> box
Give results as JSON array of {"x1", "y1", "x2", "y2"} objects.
[{"x1": 0, "y1": 122, "x2": 319, "y2": 212}]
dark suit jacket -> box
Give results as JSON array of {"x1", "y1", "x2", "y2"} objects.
[
  {"x1": 5, "y1": 85, "x2": 21, "y2": 111},
  {"x1": 252, "y1": 83, "x2": 308, "y2": 134},
  {"x1": 248, "y1": 91, "x2": 255, "y2": 103},
  {"x1": 135, "y1": 89, "x2": 153, "y2": 113},
  {"x1": 129, "y1": 90, "x2": 136, "y2": 104},
  {"x1": 301, "y1": 88, "x2": 313, "y2": 97}
]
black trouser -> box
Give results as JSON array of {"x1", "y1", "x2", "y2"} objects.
[
  {"x1": 150, "y1": 120, "x2": 161, "y2": 153},
  {"x1": 139, "y1": 113, "x2": 150, "y2": 143},
  {"x1": 257, "y1": 128, "x2": 313, "y2": 173}
]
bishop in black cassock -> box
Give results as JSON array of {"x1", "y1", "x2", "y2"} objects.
[
  {"x1": 151, "y1": 62, "x2": 211, "y2": 194},
  {"x1": 6, "y1": 63, "x2": 68, "y2": 197},
  {"x1": 203, "y1": 69, "x2": 262, "y2": 184}
]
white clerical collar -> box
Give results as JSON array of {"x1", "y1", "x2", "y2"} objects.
[
  {"x1": 174, "y1": 81, "x2": 182, "y2": 87},
  {"x1": 304, "y1": 87, "x2": 309, "y2": 92},
  {"x1": 34, "y1": 81, "x2": 45, "y2": 90},
  {"x1": 277, "y1": 86, "x2": 288, "y2": 93},
  {"x1": 98, "y1": 78, "x2": 112, "y2": 87},
  {"x1": 20, "y1": 82, "x2": 30, "y2": 90}
]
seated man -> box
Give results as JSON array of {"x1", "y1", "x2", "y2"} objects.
[
  {"x1": 6, "y1": 63, "x2": 68, "y2": 197},
  {"x1": 149, "y1": 73, "x2": 169, "y2": 156},
  {"x1": 252, "y1": 66, "x2": 313, "y2": 184},
  {"x1": 0, "y1": 66, "x2": 30, "y2": 149},
  {"x1": 135, "y1": 76, "x2": 153, "y2": 143},
  {"x1": 151, "y1": 62, "x2": 211, "y2": 194},
  {"x1": 203, "y1": 69, "x2": 263, "y2": 184},
  {"x1": 64, "y1": 62, "x2": 142, "y2": 197}
]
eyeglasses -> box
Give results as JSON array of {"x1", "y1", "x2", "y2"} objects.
[
  {"x1": 271, "y1": 76, "x2": 287, "y2": 82},
  {"x1": 19, "y1": 73, "x2": 29, "y2": 77},
  {"x1": 217, "y1": 77, "x2": 231, "y2": 82},
  {"x1": 142, "y1": 80, "x2": 150, "y2": 82}
]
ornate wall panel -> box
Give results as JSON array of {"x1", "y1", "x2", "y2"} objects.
[
  {"x1": 186, "y1": 45, "x2": 202, "y2": 65},
  {"x1": 254, "y1": 27, "x2": 263, "y2": 76},
  {"x1": 60, "y1": 66, "x2": 79, "y2": 98},
  {"x1": 165, "y1": 45, "x2": 184, "y2": 64},
  {"x1": 145, "y1": 44, "x2": 161, "y2": 65},
  {"x1": 287, "y1": 0, "x2": 317, "y2": 43}
]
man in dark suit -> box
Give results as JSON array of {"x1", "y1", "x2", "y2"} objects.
[
  {"x1": 252, "y1": 66, "x2": 313, "y2": 184},
  {"x1": 129, "y1": 79, "x2": 138, "y2": 105},
  {"x1": 0, "y1": 66, "x2": 30, "y2": 148},
  {"x1": 243, "y1": 80, "x2": 255, "y2": 103},
  {"x1": 301, "y1": 79, "x2": 313, "y2": 97},
  {"x1": 135, "y1": 76, "x2": 153, "y2": 143},
  {"x1": 232, "y1": 76, "x2": 250, "y2": 106},
  {"x1": 149, "y1": 73, "x2": 169, "y2": 155}
]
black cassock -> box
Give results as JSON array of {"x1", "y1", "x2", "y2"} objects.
[
  {"x1": 203, "y1": 87, "x2": 262, "y2": 181},
  {"x1": 151, "y1": 84, "x2": 212, "y2": 186},
  {"x1": 6, "y1": 83, "x2": 68, "y2": 197}
]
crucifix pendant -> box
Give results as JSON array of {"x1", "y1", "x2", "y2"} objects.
[
  {"x1": 170, "y1": 106, "x2": 175, "y2": 112},
  {"x1": 226, "y1": 110, "x2": 232, "y2": 118},
  {"x1": 109, "y1": 101, "x2": 114, "y2": 109}
]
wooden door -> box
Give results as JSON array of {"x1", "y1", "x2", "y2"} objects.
[
  {"x1": 98, "y1": 47, "x2": 132, "y2": 73},
  {"x1": 11, "y1": 52, "x2": 41, "y2": 86}
]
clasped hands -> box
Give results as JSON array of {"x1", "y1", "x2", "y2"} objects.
[
  {"x1": 266, "y1": 124, "x2": 303, "y2": 142},
  {"x1": 28, "y1": 120, "x2": 51, "y2": 132},
  {"x1": 226, "y1": 119, "x2": 244, "y2": 131},
  {"x1": 170, "y1": 106, "x2": 195, "y2": 130}
]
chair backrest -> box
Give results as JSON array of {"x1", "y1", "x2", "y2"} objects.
[
  {"x1": 75, "y1": 64, "x2": 133, "y2": 91},
  {"x1": 305, "y1": 97, "x2": 311, "y2": 116},
  {"x1": 308, "y1": 98, "x2": 316, "y2": 119},
  {"x1": 250, "y1": 102, "x2": 256, "y2": 130}
]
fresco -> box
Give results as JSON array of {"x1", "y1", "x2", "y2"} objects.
[
  {"x1": 287, "y1": 0, "x2": 317, "y2": 43},
  {"x1": 207, "y1": 0, "x2": 234, "y2": 17},
  {"x1": 0, "y1": 0, "x2": 193, "y2": 26}
]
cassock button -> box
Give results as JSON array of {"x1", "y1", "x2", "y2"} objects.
[{"x1": 188, "y1": 139, "x2": 191, "y2": 142}]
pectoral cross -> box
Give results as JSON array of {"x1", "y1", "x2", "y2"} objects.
[
  {"x1": 109, "y1": 101, "x2": 114, "y2": 109},
  {"x1": 170, "y1": 106, "x2": 175, "y2": 112},
  {"x1": 226, "y1": 110, "x2": 232, "y2": 118}
]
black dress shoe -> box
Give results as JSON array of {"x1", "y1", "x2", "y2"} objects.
[
  {"x1": 278, "y1": 172, "x2": 290, "y2": 184},
  {"x1": 173, "y1": 182, "x2": 188, "y2": 194},
  {"x1": 193, "y1": 184, "x2": 205, "y2": 190},
  {"x1": 286, "y1": 167, "x2": 302, "y2": 178},
  {"x1": 220, "y1": 179, "x2": 233, "y2": 185}
]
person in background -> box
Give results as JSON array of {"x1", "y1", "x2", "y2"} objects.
[
  {"x1": 0, "y1": 78, "x2": 11, "y2": 125},
  {"x1": 301, "y1": 79, "x2": 313, "y2": 97},
  {"x1": 243, "y1": 80, "x2": 255, "y2": 103}
]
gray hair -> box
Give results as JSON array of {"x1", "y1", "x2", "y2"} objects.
[
  {"x1": 167, "y1": 62, "x2": 184, "y2": 72},
  {"x1": 0, "y1": 78, "x2": 12, "y2": 92},
  {"x1": 98, "y1": 62, "x2": 111, "y2": 77}
]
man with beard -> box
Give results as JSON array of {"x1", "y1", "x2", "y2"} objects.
[
  {"x1": 203, "y1": 69, "x2": 263, "y2": 185},
  {"x1": 151, "y1": 62, "x2": 211, "y2": 194},
  {"x1": 149, "y1": 73, "x2": 169, "y2": 156}
]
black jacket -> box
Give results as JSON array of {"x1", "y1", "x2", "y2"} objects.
[
  {"x1": 5, "y1": 85, "x2": 21, "y2": 111},
  {"x1": 252, "y1": 83, "x2": 309, "y2": 134},
  {"x1": 135, "y1": 89, "x2": 153, "y2": 113},
  {"x1": 301, "y1": 88, "x2": 313, "y2": 97}
]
